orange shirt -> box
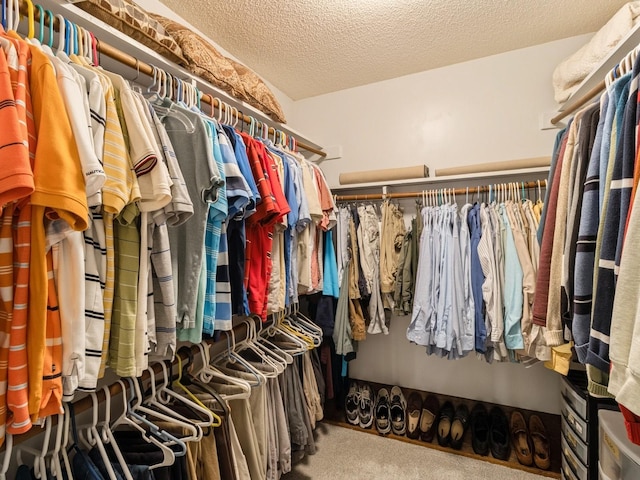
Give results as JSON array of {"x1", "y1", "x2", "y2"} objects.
[
  {"x1": 3, "y1": 31, "x2": 36, "y2": 437},
  {"x1": 0, "y1": 46, "x2": 32, "y2": 210},
  {"x1": 26, "y1": 42, "x2": 87, "y2": 421}
]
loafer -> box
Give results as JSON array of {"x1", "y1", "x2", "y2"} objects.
[
  {"x1": 375, "y1": 388, "x2": 392, "y2": 435},
  {"x1": 489, "y1": 406, "x2": 511, "y2": 460},
  {"x1": 390, "y1": 386, "x2": 407, "y2": 436},
  {"x1": 359, "y1": 384, "x2": 375, "y2": 429},
  {"x1": 511, "y1": 411, "x2": 533, "y2": 466},
  {"x1": 437, "y1": 401, "x2": 454, "y2": 446},
  {"x1": 420, "y1": 395, "x2": 440, "y2": 443},
  {"x1": 470, "y1": 403, "x2": 490, "y2": 456},
  {"x1": 406, "y1": 392, "x2": 423, "y2": 439},
  {"x1": 450, "y1": 403, "x2": 469, "y2": 450},
  {"x1": 529, "y1": 414, "x2": 551, "y2": 470},
  {"x1": 346, "y1": 382, "x2": 360, "y2": 426}
]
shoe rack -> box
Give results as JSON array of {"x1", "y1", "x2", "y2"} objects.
[{"x1": 325, "y1": 378, "x2": 562, "y2": 479}]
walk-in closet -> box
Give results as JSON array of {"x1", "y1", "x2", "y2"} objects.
[{"x1": 1, "y1": 0, "x2": 640, "y2": 479}]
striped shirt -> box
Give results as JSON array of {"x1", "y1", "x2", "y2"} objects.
[
  {"x1": 5, "y1": 31, "x2": 36, "y2": 437},
  {"x1": 109, "y1": 203, "x2": 140, "y2": 377},
  {"x1": 0, "y1": 46, "x2": 32, "y2": 209}
]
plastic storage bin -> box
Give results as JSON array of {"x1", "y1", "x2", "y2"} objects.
[{"x1": 598, "y1": 410, "x2": 640, "y2": 479}]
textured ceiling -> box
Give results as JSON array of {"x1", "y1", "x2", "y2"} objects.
[{"x1": 158, "y1": 0, "x2": 629, "y2": 100}]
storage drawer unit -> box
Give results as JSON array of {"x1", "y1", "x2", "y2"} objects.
[
  {"x1": 560, "y1": 373, "x2": 618, "y2": 480},
  {"x1": 598, "y1": 410, "x2": 640, "y2": 480}
]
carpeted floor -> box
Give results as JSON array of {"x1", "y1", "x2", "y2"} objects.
[{"x1": 284, "y1": 423, "x2": 549, "y2": 480}]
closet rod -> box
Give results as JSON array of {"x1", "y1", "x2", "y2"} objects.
[
  {"x1": 550, "y1": 80, "x2": 604, "y2": 125},
  {"x1": 18, "y1": 1, "x2": 326, "y2": 158},
  {"x1": 0, "y1": 317, "x2": 260, "y2": 451},
  {"x1": 334, "y1": 179, "x2": 547, "y2": 202}
]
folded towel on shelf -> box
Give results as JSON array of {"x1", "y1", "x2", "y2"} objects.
[{"x1": 553, "y1": 1, "x2": 640, "y2": 104}]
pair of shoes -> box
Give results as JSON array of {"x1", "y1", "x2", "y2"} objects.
[
  {"x1": 346, "y1": 382, "x2": 360, "y2": 426},
  {"x1": 407, "y1": 392, "x2": 441, "y2": 441},
  {"x1": 375, "y1": 388, "x2": 392, "y2": 435},
  {"x1": 376, "y1": 386, "x2": 406, "y2": 435},
  {"x1": 511, "y1": 411, "x2": 551, "y2": 470},
  {"x1": 470, "y1": 404, "x2": 511, "y2": 460},
  {"x1": 437, "y1": 401, "x2": 469, "y2": 449},
  {"x1": 346, "y1": 382, "x2": 376, "y2": 429}
]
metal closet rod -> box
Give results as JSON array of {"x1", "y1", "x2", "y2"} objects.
[
  {"x1": 0, "y1": 318, "x2": 259, "y2": 451},
  {"x1": 334, "y1": 179, "x2": 547, "y2": 202},
  {"x1": 18, "y1": 0, "x2": 326, "y2": 158}
]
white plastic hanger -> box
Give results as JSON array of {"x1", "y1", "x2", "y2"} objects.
[
  {"x1": 110, "y1": 378, "x2": 180, "y2": 470},
  {"x1": 0, "y1": 434, "x2": 12, "y2": 480},
  {"x1": 17, "y1": 415, "x2": 52, "y2": 479},
  {"x1": 138, "y1": 365, "x2": 204, "y2": 440},
  {"x1": 154, "y1": 360, "x2": 219, "y2": 429},
  {"x1": 195, "y1": 342, "x2": 252, "y2": 400},
  {"x1": 78, "y1": 392, "x2": 119, "y2": 480},
  {"x1": 99, "y1": 386, "x2": 134, "y2": 480}
]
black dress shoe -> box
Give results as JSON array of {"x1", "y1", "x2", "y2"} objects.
[
  {"x1": 489, "y1": 406, "x2": 511, "y2": 460},
  {"x1": 450, "y1": 404, "x2": 469, "y2": 450},
  {"x1": 470, "y1": 403, "x2": 490, "y2": 456},
  {"x1": 437, "y1": 401, "x2": 454, "y2": 446}
]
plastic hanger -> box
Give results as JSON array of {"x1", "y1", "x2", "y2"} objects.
[
  {"x1": 234, "y1": 320, "x2": 283, "y2": 377},
  {"x1": 213, "y1": 329, "x2": 265, "y2": 387},
  {"x1": 1, "y1": 0, "x2": 5, "y2": 31},
  {"x1": 99, "y1": 386, "x2": 134, "y2": 480},
  {"x1": 154, "y1": 359, "x2": 220, "y2": 428},
  {"x1": 152, "y1": 102, "x2": 195, "y2": 133},
  {"x1": 17, "y1": 415, "x2": 52, "y2": 479},
  {"x1": 255, "y1": 318, "x2": 294, "y2": 365},
  {"x1": 113, "y1": 377, "x2": 187, "y2": 466},
  {"x1": 78, "y1": 392, "x2": 119, "y2": 480},
  {"x1": 139, "y1": 364, "x2": 209, "y2": 437},
  {"x1": 9, "y1": 0, "x2": 18, "y2": 31},
  {"x1": 194, "y1": 342, "x2": 253, "y2": 397},
  {"x1": 136, "y1": 381, "x2": 203, "y2": 443},
  {"x1": 59, "y1": 403, "x2": 73, "y2": 480},
  {"x1": 48, "y1": 413, "x2": 65, "y2": 479},
  {"x1": 171, "y1": 352, "x2": 223, "y2": 425},
  {"x1": 0, "y1": 434, "x2": 12, "y2": 480}
]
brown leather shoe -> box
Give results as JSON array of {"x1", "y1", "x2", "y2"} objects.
[
  {"x1": 510, "y1": 411, "x2": 533, "y2": 466},
  {"x1": 420, "y1": 395, "x2": 440, "y2": 443},
  {"x1": 529, "y1": 414, "x2": 551, "y2": 470}
]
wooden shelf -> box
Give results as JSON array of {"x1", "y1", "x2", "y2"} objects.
[
  {"x1": 331, "y1": 167, "x2": 550, "y2": 192},
  {"x1": 37, "y1": 0, "x2": 325, "y2": 155},
  {"x1": 325, "y1": 379, "x2": 562, "y2": 479}
]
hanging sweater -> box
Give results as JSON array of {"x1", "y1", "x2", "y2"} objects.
[
  {"x1": 572, "y1": 78, "x2": 627, "y2": 362},
  {"x1": 532, "y1": 128, "x2": 570, "y2": 328},
  {"x1": 562, "y1": 104, "x2": 600, "y2": 333},
  {"x1": 588, "y1": 61, "x2": 640, "y2": 386},
  {"x1": 546, "y1": 111, "x2": 587, "y2": 346}
]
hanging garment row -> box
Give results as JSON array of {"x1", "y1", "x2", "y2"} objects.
[
  {"x1": 0, "y1": 11, "x2": 337, "y2": 448},
  {"x1": 331, "y1": 182, "x2": 554, "y2": 368},
  {"x1": 4, "y1": 314, "x2": 324, "y2": 480},
  {"x1": 538, "y1": 45, "x2": 640, "y2": 443}
]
